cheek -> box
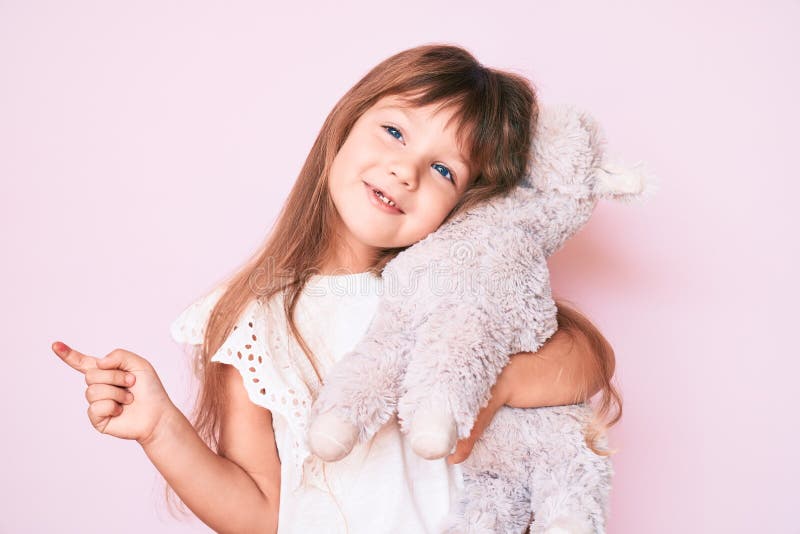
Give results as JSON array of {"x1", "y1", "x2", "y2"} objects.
[
  {"x1": 329, "y1": 143, "x2": 360, "y2": 182},
  {"x1": 333, "y1": 136, "x2": 372, "y2": 174},
  {"x1": 417, "y1": 195, "x2": 455, "y2": 230}
]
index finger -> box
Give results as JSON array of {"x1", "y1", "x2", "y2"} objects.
[{"x1": 51, "y1": 341, "x2": 98, "y2": 374}]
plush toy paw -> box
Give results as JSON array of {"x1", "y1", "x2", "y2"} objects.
[
  {"x1": 307, "y1": 411, "x2": 359, "y2": 461},
  {"x1": 407, "y1": 404, "x2": 458, "y2": 459}
]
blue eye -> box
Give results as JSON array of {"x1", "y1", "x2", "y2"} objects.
[
  {"x1": 384, "y1": 125, "x2": 404, "y2": 141},
  {"x1": 382, "y1": 125, "x2": 456, "y2": 185},
  {"x1": 432, "y1": 163, "x2": 455, "y2": 183}
]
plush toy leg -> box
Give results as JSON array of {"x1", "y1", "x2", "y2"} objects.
[
  {"x1": 308, "y1": 299, "x2": 413, "y2": 462},
  {"x1": 527, "y1": 474, "x2": 607, "y2": 534},
  {"x1": 407, "y1": 402, "x2": 458, "y2": 459},
  {"x1": 307, "y1": 344, "x2": 404, "y2": 461},
  {"x1": 440, "y1": 470, "x2": 531, "y2": 534},
  {"x1": 399, "y1": 312, "x2": 507, "y2": 460},
  {"x1": 306, "y1": 411, "x2": 359, "y2": 462}
]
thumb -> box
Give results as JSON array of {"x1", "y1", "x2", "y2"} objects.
[
  {"x1": 96, "y1": 349, "x2": 137, "y2": 371},
  {"x1": 446, "y1": 397, "x2": 502, "y2": 465}
]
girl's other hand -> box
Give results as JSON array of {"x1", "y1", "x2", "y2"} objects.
[
  {"x1": 51, "y1": 341, "x2": 176, "y2": 446},
  {"x1": 446, "y1": 379, "x2": 505, "y2": 465},
  {"x1": 446, "y1": 329, "x2": 597, "y2": 464}
]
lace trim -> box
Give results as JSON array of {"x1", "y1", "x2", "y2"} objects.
[{"x1": 169, "y1": 287, "x2": 329, "y2": 494}]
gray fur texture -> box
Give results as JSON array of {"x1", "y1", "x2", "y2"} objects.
[{"x1": 310, "y1": 104, "x2": 653, "y2": 533}]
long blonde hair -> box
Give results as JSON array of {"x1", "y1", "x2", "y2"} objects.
[{"x1": 166, "y1": 43, "x2": 622, "y2": 515}]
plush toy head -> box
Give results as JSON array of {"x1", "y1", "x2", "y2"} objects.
[{"x1": 307, "y1": 103, "x2": 654, "y2": 461}]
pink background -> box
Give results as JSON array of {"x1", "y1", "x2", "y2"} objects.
[{"x1": 3, "y1": 1, "x2": 798, "y2": 532}]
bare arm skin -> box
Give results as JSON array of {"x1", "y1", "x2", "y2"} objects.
[
  {"x1": 141, "y1": 364, "x2": 281, "y2": 534},
  {"x1": 501, "y1": 326, "x2": 601, "y2": 409},
  {"x1": 52, "y1": 343, "x2": 283, "y2": 533}
]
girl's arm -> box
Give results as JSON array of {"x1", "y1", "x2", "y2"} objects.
[
  {"x1": 141, "y1": 364, "x2": 280, "y2": 534},
  {"x1": 446, "y1": 327, "x2": 600, "y2": 464},
  {"x1": 52, "y1": 343, "x2": 280, "y2": 533},
  {"x1": 501, "y1": 326, "x2": 601, "y2": 408}
]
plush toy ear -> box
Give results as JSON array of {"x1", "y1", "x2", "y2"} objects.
[{"x1": 595, "y1": 152, "x2": 659, "y2": 203}]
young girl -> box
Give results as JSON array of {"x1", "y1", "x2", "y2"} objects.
[{"x1": 52, "y1": 44, "x2": 620, "y2": 533}]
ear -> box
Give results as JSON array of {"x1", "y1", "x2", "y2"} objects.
[{"x1": 595, "y1": 152, "x2": 660, "y2": 203}]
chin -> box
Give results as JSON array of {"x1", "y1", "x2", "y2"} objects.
[
  {"x1": 359, "y1": 230, "x2": 413, "y2": 250},
  {"x1": 362, "y1": 235, "x2": 403, "y2": 249}
]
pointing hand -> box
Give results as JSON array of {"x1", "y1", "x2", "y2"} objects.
[{"x1": 52, "y1": 341, "x2": 176, "y2": 446}]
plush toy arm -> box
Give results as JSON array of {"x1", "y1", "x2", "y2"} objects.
[
  {"x1": 396, "y1": 239, "x2": 558, "y2": 459},
  {"x1": 307, "y1": 296, "x2": 412, "y2": 461}
]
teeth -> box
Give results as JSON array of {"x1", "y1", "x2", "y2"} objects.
[{"x1": 373, "y1": 189, "x2": 396, "y2": 207}]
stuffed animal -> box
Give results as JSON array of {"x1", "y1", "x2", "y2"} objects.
[{"x1": 307, "y1": 103, "x2": 653, "y2": 533}]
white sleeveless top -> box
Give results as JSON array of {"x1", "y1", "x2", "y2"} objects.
[{"x1": 170, "y1": 271, "x2": 464, "y2": 533}]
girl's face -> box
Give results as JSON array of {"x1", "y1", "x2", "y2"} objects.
[{"x1": 326, "y1": 95, "x2": 475, "y2": 270}]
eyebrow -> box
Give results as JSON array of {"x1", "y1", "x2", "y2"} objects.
[{"x1": 379, "y1": 104, "x2": 472, "y2": 180}]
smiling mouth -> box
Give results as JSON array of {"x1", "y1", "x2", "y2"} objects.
[{"x1": 364, "y1": 181, "x2": 404, "y2": 213}]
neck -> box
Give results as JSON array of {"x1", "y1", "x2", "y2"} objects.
[{"x1": 318, "y1": 243, "x2": 378, "y2": 275}]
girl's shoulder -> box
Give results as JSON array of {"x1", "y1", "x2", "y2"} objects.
[
  {"x1": 169, "y1": 284, "x2": 231, "y2": 347},
  {"x1": 168, "y1": 285, "x2": 298, "y2": 411},
  {"x1": 169, "y1": 271, "x2": 382, "y2": 347}
]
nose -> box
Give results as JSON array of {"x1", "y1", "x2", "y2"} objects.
[{"x1": 389, "y1": 155, "x2": 420, "y2": 191}]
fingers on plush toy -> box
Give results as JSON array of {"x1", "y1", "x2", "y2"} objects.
[{"x1": 308, "y1": 103, "x2": 654, "y2": 533}]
